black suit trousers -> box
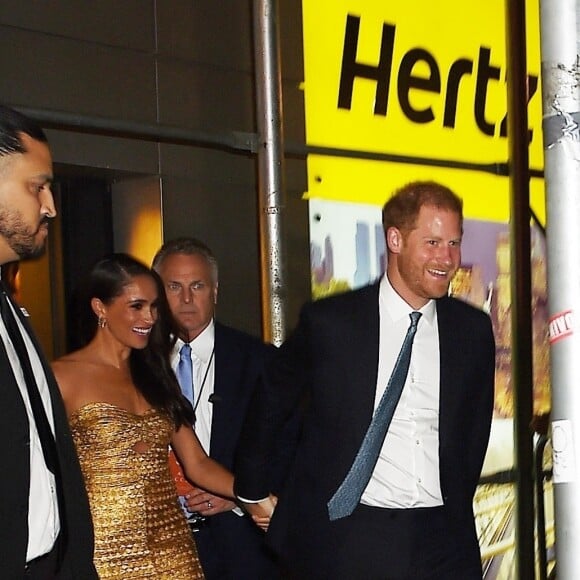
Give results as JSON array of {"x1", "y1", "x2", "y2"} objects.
[
  {"x1": 193, "y1": 511, "x2": 279, "y2": 579},
  {"x1": 281, "y1": 504, "x2": 482, "y2": 580}
]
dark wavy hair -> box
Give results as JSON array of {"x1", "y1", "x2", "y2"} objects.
[{"x1": 78, "y1": 253, "x2": 194, "y2": 428}]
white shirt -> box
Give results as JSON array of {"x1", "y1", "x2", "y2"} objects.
[
  {"x1": 361, "y1": 275, "x2": 443, "y2": 508},
  {"x1": 0, "y1": 300, "x2": 60, "y2": 561},
  {"x1": 171, "y1": 321, "x2": 245, "y2": 517},
  {"x1": 171, "y1": 321, "x2": 215, "y2": 454}
]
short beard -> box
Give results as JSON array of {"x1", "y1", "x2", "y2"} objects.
[{"x1": 0, "y1": 206, "x2": 48, "y2": 260}]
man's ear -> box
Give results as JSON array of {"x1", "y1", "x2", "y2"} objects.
[
  {"x1": 386, "y1": 227, "x2": 403, "y2": 255},
  {"x1": 213, "y1": 283, "x2": 218, "y2": 305}
]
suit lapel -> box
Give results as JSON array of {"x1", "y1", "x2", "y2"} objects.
[
  {"x1": 5, "y1": 294, "x2": 69, "y2": 447},
  {"x1": 11, "y1": 301, "x2": 55, "y2": 392},
  {"x1": 0, "y1": 321, "x2": 29, "y2": 418},
  {"x1": 436, "y1": 298, "x2": 456, "y2": 465},
  {"x1": 346, "y1": 284, "x2": 381, "y2": 442},
  {"x1": 210, "y1": 324, "x2": 240, "y2": 459}
]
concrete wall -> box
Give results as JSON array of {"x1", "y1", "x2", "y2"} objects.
[{"x1": 0, "y1": 0, "x2": 309, "y2": 349}]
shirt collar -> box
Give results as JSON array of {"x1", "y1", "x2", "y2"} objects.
[
  {"x1": 380, "y1": 274, "x2": 436, "y2": 326},
  {"x1": 174, "y1": 319, "x2": 215, "y2": 363}
]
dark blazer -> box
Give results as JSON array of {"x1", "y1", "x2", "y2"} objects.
[
  {"x1": 0, "y1": 296, "x2": 97, "y2": 578},
  {"x1": 235, "y1": 283, "x2": 495, "y2": 577},
  {"x1": 193, "y1": 321, "x2": 295, "y2": 579}
]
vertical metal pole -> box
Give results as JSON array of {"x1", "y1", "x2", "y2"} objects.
[
  {"x1": 254, "y1": 0, "x2": 286, "y2": 345},
  {"x1": 535, "y1": 435, "x2": 549, "y2": 580},
  {"x1": 252, "y1": 0, "x2": 287, "y2": 346},
  {"x1": 505, "y1": 1, "x2": 536, "y2": 578},
  {"x1": 539, "y1": 0, "x2": 580, "y2": 577}
]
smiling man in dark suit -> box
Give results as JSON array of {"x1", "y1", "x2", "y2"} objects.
[
  {"x1": 0, "y1": 104, "x2": 97, "y2": 578},
  {"x1": 153, "y1": 237, "x2": 291, "y2": 579},
  {"x1": 236, "y1": 181, "x2": 495, "y2": 579}
]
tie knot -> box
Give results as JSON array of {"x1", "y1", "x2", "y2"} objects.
[
  {"x1": 409, "y1": 311, "x2": 422, "y2": 327},
  {"x1": 180, "y1": 343, "x2": 192, "y2": 358}
]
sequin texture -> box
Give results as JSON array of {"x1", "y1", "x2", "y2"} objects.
[{"x1": 70, "y1": 402, "x2": 205, "y2": 579}]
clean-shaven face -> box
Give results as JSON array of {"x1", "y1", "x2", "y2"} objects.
[
  {"x1": 100, "y1": 275, "x2": 159, "y2": 350},
  {"x1": 157, "y1": 253, "x2": 217, "y2": 342}
]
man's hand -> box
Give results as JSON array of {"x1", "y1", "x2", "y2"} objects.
[
  {"x1": 241, "y1": 494, "x2": 278, "y2": 531},
  {"x1": 185, "y1": 486, "x2": 236, "y2": 516}
]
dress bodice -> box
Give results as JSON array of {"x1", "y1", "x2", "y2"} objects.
[
  {"x1": 70, "y1": 402, "x2": 203, "y2": 579},
  {"x1": 70, "y1": 402, "x2": 173, "y2": 478}
]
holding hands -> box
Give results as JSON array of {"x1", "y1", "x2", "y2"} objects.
[
  {"x1": 186, "y1": 488, "x2": 277, "y2": 531},
  {"x1": 185, "y1": 486, "x2": 237, "y2": 516},
  {"x1": 241, "y1": 494, "x2": 278, "y2": 531}
]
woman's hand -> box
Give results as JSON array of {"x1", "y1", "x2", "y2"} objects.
[{"x1": 185, "y1": 488, "x2": 237, "y2": 516}]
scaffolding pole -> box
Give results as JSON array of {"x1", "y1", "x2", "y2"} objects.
[
  {"x1": 539, "y1": 0, "x2": 580, "y2": 577},
  {"x1": 505, "y1": 1, "x2": 536, "y2": 577},
  {"x1": 252, "y1": 0, "x2": 287, "y2": 346}
]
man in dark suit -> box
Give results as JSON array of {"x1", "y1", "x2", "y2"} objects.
[
  {"x1": 236, "y1": 181, "x2": 495, "y2": 579},
  {"x1": 153, "y1": 237, "x2": 287, "y2": 579},
  {"x1": 0, "y1": 104, "x2": 97, "y2": 578}
]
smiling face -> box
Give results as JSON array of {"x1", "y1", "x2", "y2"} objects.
[
  {"x1": 0, "y1": 133, "x2": 55, "y2": 263},
  {"x1": 386, "y1": 204, "x2": 462, "y2": 309},
  {"x1": 94, "y1": 274, "x2": 159, "y2": 350},
  {"x1": 156, "y1": 252, "x2": 217, "y2": 342}
]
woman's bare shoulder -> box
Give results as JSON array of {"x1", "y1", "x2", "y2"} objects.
[
  {"x1": 52, "y1": 350, "x2": 93, "y2": 378},
  {"x1": 52, "y1": 349, "x2": 105, "y2": 413}
]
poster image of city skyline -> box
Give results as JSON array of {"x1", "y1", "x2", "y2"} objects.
[{"x1": 309, "y1": 198, "x2": 513, "y2": 293}]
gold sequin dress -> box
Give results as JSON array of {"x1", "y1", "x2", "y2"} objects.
[{"x1": 69, "y1": 402, "x2": 205, "y2": 579}]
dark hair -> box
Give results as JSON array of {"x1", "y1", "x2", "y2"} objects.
[
  {"x1": 0, "y1": 105, "x2": 48, "y2": 157},
  {"x1": 79, "y1": 253, "x2": 194, "y2": 428},
  {"x1": 152, "y1": 237, "x2": 218, "y2": 284},
  {"x1": 382, "y1": 181, "x2": 463, "y2": 235}
]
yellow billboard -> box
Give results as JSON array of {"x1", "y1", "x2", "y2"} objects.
[
  {"x1": 302, "y1": 0, "x2": 544, "y2": 222},
  {"x1": 302, "y1": 5, "x2": 552, "y2": 577}
]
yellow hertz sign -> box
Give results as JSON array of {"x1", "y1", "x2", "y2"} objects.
[{"x1": 302, "y1": 0, "x2": 544, "y2": 222}]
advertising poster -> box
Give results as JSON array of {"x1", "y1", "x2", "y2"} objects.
[{"x1": 303, "y1": 1, "x2": 552, "y2": 577}]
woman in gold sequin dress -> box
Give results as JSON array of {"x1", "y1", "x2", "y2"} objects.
[{"x1": 52, "y1": 254, "x2": 236, "y2": 579}]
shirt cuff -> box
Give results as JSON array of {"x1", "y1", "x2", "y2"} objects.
[{"x1": 237, "y1": 495, "x2": 269, "y2": 503}]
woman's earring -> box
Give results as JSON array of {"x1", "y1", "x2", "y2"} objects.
[{"x1": 98, "y1": 316, "x2": 107, "y2": 329}]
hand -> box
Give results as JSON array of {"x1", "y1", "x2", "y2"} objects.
[
  {"x1": 185, "y1": 486, "x2": 236, "y2": 517},
  {"x1": 252, "y1": 514, "x2": 271, "y2": 531},
  {"x1": 242, "y1": 494, "x2": 278, "y2": 531}
]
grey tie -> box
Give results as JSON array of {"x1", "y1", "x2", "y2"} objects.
[{"x1": 327, "y1": 311, "x2": 422, "y2": 521}]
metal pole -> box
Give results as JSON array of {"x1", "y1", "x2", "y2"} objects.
[
  {"x1": 535, "y1": 435, "x2": 549, "y2": 580},
  {"x1": 13, "y1": 105, "x2": 257, "y2": 154},
  {"x1": 13, "y1": 103, "x2": 545, "y2": 178},
  {"x1": 539, "y1": 0, "x2": 580, "y2": 577},
  {"x1": 505, "y1": 1, "x2": 536, "y2": 578},
  {"x1": 252, "y1": 0, "x2": 287, "y2": 345},
  {"x1": 17, "y1": 103, "x2": 546, "y2": 214}
]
